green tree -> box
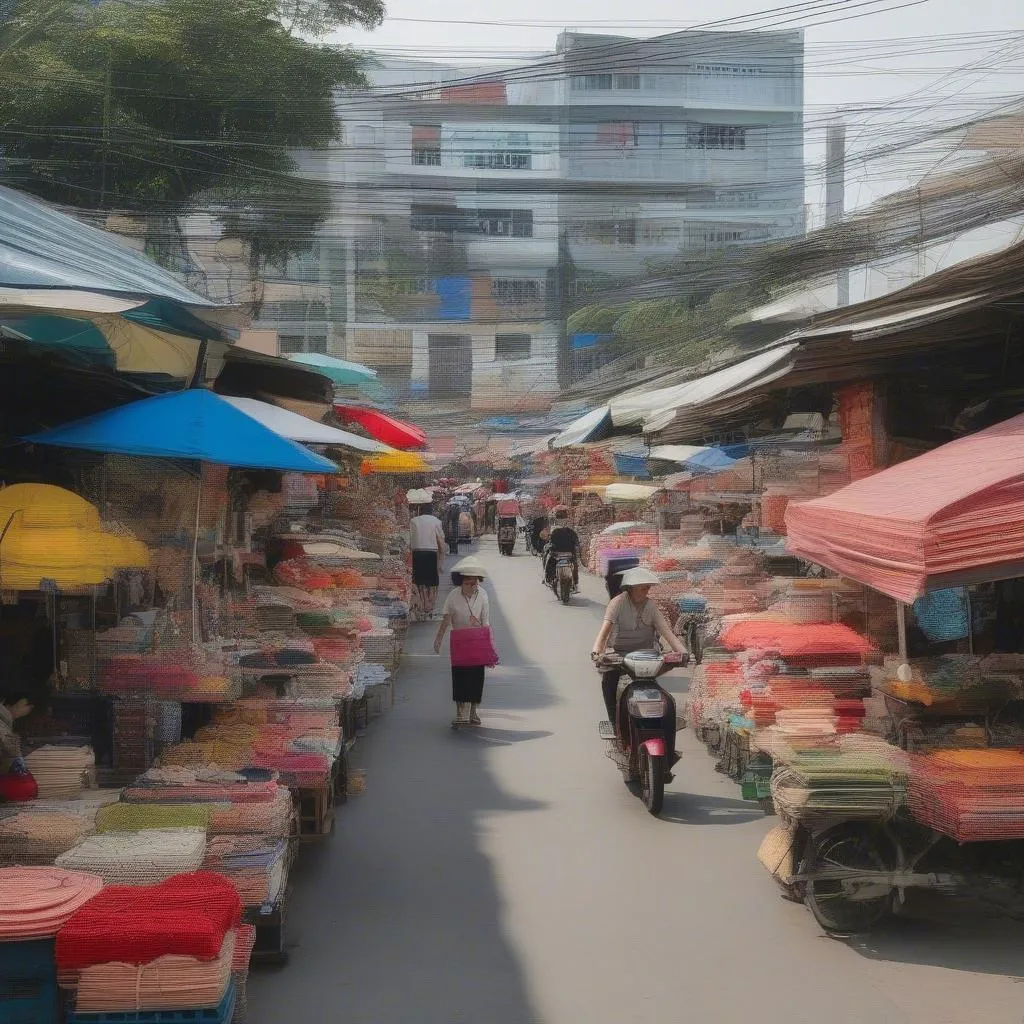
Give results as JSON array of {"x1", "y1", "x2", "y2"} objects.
[{"x1": 0, "y1": 0, "x2": 382, "y2": 256}]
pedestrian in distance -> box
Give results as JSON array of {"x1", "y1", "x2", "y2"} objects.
[
  {"x1": 409, "y1": 499, "x2": 446, "y2": 621},
  {"x1": 433, "y1": 556, "x2": 494, "y2": 728}
]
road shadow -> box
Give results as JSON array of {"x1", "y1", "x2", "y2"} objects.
[
  {"x1": 658, "y1": 790, "x2": 768, "y2": 825},
  {"x1": 845, "y1": 908, "x2": 1024, "y2": 978}
]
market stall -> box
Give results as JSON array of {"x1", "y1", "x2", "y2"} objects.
[{"x1": 757, "y1": 414, "x2": 1024, "y2": 933}]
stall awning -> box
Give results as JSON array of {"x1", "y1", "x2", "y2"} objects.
[
  {"x1": 334, "y1": 404, "x2": 427, "y2": 450},
  {"x1": 360, "y1": 450, "x2": 430, "y2": 475},
  {"x1": 610, "y1": 344, "x2": 798, "y2": 433},
  {"x1": 220, "y1": 397, "x2": 387, "y2": 453},
  {"x1": 26, "y1": 388, "x2": 337, "y2": 474},
  {"x1": 550, "y1": 406, "x2": 611, "y2": 448},
  {"x1": 785, "y1": 413, "x2": 1024, "y2": 602},
  {"x1": 286, "y1": 353, "x2": 378, "y2": 386},
  {"x1": 0, "y1": 186, "x2": 229, "y2": 325}
]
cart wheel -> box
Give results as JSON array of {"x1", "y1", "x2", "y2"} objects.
[{"x1": 805, "y1": 824, "x2": 894, "y2": 936}]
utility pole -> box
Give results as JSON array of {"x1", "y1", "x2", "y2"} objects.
[{"x1": 825, "y1": 120, "x2": 848, "y2": 307}]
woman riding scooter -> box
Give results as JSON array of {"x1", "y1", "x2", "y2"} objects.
[{"x1": 590, "y1": 567, "x2": 687, "y2": 765}]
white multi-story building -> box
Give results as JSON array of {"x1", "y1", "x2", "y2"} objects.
[{"x1": 294, "y1": 28, "x2": 806, "y2": 410}]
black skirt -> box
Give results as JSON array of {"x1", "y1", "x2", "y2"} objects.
[
  {"x1": 451, "y1": 665, "x2": 485, "y2": 703},
  {"x1": 412, "y1": 550, "x2": 439, "y2": 587}
]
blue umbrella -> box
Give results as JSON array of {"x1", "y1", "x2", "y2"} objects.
[{"x1": 25, "y1": 388, "x2": 336, "y2": 474}]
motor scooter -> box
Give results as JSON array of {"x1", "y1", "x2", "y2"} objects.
[
  {"x1": 596, "y1": 649, "x2": 688, "y2": 815},
  {"x1": 545, "y1": 549, "x2": 576, "y2": 604},
  {"x1": 497, "y1": 516, "x2": 518, "y2": 556}
]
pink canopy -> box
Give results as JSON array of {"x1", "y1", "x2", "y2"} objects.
[{"x1": 785, "y1": 413, "x2": 1024, "y2": 602}]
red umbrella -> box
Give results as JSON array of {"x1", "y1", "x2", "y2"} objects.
[{"x1": 333, "y1": 405, "x2": 427, "y2": 450}]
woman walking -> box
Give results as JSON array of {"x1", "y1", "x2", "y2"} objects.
[
  {"x1": 409, "y1": 500, "x2": 446, "y2": 621},
  {"x1": 433, "y1": 556, "x2": 494, "y2": 728}
]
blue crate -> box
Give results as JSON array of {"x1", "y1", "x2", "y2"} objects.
[
  {"x1": 0, "y1": 976, "x2": 60, "y2": 1024},
  {"x1": 0, "y1": 940, "x2": 56, "y2": 983},
  {"x1": 67, "y1": 983, "x2": 235, "y2": 1024}
]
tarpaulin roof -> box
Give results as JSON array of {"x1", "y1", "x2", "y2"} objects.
[
  {"x1": 26, "y1": 388, "x2": 337, "y2": 473},
  {"x1": 0, "y1": 186, "x2": 222, "y2": 311},
  {"x1": 220, "y1": 397, "x2": 387, "y2": 452},
  {"x1": 785, "y1": 413, "x2": 1024, "y2": 602},
  {"x1": 334, "y1": 405, "x2": 427, "y2": 450},
  {"x1": 550, "y1": 406, "x2": 612, "y2": 448},
  {"x1": 610, "y1": 344, "x2": 799, "y2": 433}
]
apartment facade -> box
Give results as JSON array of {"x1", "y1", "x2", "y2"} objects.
[{"x1": 297, "y1": 28, "x2": 806, "y2": 410}]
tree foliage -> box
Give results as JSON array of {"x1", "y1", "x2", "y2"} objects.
[{"x1": 0, "y1": 0, "x2": 381, "y2": 253}]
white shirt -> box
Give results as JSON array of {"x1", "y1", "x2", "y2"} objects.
[
  {"x1": 442, "y1": 587, "x2": 490, "y2": 628},
  {"x1": 409, "y1": 514, "x2": 445, "y2": 551}
]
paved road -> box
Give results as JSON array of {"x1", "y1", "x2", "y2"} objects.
[{"x1": 249, "y1": 537, "x2": 1023, "y2": 1024}]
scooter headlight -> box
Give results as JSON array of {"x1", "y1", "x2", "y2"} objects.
[
  {"x1": 627, "y1": 685, "x2": 667, "y2": 718},
  {"x1": 623, "y1": 650, "x2": 664, "y2": 679}
]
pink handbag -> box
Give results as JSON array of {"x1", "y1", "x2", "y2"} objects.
[{"x1": 450, "y1": 627, "x2": 499, "y2": 667}]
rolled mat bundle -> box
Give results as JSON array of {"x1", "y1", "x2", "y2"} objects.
[
  {"x1": 55, "y1": 871, "x2": 241, "y2": 970},
  {"x1": 203, "y1": 836, "x2": 289, "y2": 905},
  {"x1": 55, "y1": 828, "x2": 207, "y2": 884},
  {"x1": 0, "y1": 867, "x2": 103, "y2": 939}
]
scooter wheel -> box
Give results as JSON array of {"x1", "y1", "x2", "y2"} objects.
[{"x1": 639, "y1": 747, "x2": 665, "y2": 816}]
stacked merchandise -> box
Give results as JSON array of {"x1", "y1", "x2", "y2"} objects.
[
  {"x1": 21, "y1": 746, "x2": 96, "y2": 799},
  {"x1": 55, "y1": 828, "x2": 208, "y2": 884},
  {"x1": 769, "y1": 734, "x2": 909, "y2": 831},
  {"x1": 0, "y1": 792, "x2": 119, "y2": 866},
  {"x1": 57, "y1": 872, "x2": 242, "y2": 1021},
  {"x1": 907, "y1": 749, "x2": 1024, "y2": 841},
  {"x1": 0, "y1": 866, "x2": 104, "y2": 1024}
]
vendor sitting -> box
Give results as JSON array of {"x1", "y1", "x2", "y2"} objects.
[{"x1": 0, "y1": 693, "x2": 34, "y2": 776}]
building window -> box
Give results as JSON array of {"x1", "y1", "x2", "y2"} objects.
[
  {"x1": 571, "y1": 72, "x2": 639, "y2": 91},
  {"x1": 411, "y1": 204, "x2": 474, "y2": 232},
  {"x1": 596, "y1": 122, "x2": 638, "y2": 148},
  {"x1": 411, "y1": 124, "x2": 441, "y2": 166},
  {"x1": 571, "y1": 73, "x2": 613, "y2": 91},
  {"x1": 477, "y1": 209, "x2": 534, "y2": 238},
  {"x1": 495, "y1": 333, "x2": 532, "y2": 360},
  {"x1": 463, "y1": 150, "x2": 532, "y2": 170},
  {"x1": 686, "y1": 124, "x2": 747, "y2": 151},
  {"x1": 279, "y1": 335, "x2": 328, "y2": 355},
  {"x1": 568, "y1": 218, "x2": 637, "y2": 246},
  {"x1": 492, "y1": 279, "x2": 543, "y2": 304}
]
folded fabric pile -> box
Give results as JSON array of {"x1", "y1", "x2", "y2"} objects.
[
  {"x1": 907, "y1": 748, "x2": 1024, "y2": 841},
  {"x1": 95, "y1": 802, "x2": 212, "y2": 833},
  {"x1": 0, "y1": 866, "x2": 103, "y2": 939},
  {"x1": 56, "y1": 828, "x2": 207, "y2": 884},
  {"x1": 57, "y1": 872, "x2": 242, "y2": 1016},
  {"x1": 0, "y1": 792, "x2": 119, "y2": 865},
  {"x1": 203, "y1": 835, "x2": 289, "y2": 906},
  {"x1": 122, "y1": 773, "x2": 293, "y2": 836},
  {"x1": 24, "y1": 746, "x2": 95, "y2": 799}
]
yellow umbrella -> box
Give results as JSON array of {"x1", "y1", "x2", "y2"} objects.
[{"x1": 360, "y1": 449, "x2": 430, "y2": 475}]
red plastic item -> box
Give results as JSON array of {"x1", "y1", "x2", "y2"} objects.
[{"x1": 0, "y1": 771, "x2": 38, "y2": 801}]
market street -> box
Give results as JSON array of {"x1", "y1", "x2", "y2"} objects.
[{"x1": 248, "y1": 538, "x2": 1024, "y2": 1024}]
